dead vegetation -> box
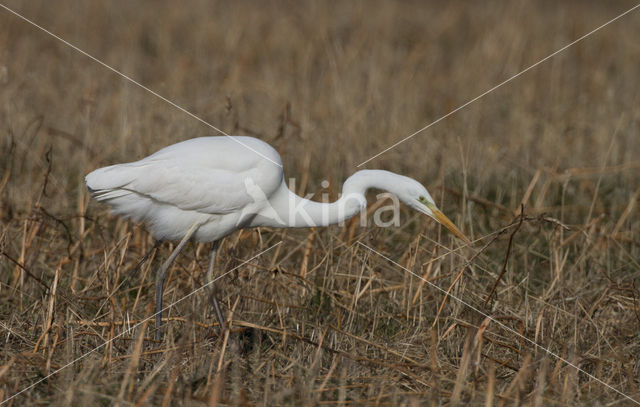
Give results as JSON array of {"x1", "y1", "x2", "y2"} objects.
[{"x1": 1, "y1": 0, "x2": 639, "y2": 405}]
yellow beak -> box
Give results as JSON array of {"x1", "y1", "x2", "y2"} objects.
[{"x1": 430, "y1": 208, "x2": 471, "y2": 245}]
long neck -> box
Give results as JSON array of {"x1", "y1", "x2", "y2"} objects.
[{"x1": 256, "y1": 170, "x2": 395, "y2": 228}]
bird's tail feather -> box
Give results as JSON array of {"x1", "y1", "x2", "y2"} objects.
[
  {"x1": 85, "y1": 164, "x2": 152, "y2": 221},
  {"x1": 85, "y1": 164, "x2": 136, "y2": 198}
]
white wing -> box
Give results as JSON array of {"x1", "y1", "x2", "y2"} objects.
[{"x1": 86, "y1": 137, "x2": 284, "y2": 219}]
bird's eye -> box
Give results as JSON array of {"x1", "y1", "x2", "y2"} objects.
[{"x1": 418, "y1": 195, "x2": 426, "y2": 202}]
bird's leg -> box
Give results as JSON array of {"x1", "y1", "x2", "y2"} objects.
[
  {"x1": 206, "y1": 240, "x2": 226, "y2": 334},
  {"x1": 155, "y1": 223, "x2": 199, "y2": 341}
]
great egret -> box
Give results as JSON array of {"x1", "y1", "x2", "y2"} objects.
[{"x1": 86, "y1": 136, "x2": 469, "y2": 339}]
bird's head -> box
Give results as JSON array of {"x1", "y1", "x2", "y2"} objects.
[
  {"x1": 345, "y1": 170, "x2": 471, "y2": 244},
  {"x1": 394, "y1": 178, "x2": 471, "y2": 245}
]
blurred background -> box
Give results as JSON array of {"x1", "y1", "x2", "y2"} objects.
[{"x1": 1, "y1": 1, "x2": 639, "y2": 405}]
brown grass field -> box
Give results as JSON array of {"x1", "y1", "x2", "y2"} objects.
[{"x1": 1, "y1": 1, "x2": 640, "y2": 405}]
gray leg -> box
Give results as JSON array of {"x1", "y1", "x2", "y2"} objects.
[
  {"x1": 155, "y1": 223, "x2": 199, "y2": 341},
  {"x1": 206, "y1": 240, "x2": 226, "y2": 334}
]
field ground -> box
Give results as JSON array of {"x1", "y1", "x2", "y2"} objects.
[{"x1": 1, "y1": 1, "x2": 640, "y2": 405}]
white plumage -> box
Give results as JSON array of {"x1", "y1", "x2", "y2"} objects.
[
  {"x1": 86, "y1": 137, "x2": 283, "y2": 242},
  {"x1": 86, "y1": 136, "x2": 469, "y2": 339}
]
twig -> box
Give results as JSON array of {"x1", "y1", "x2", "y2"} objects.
[
  {"x1": 431, "y1": 234, "x2": 497, "y2": 327},
  {"x1": 483, "y1": 205, "x2": 525, "y2": 307},
  {"x1": 1, "y1": 250, "x2": 50, "y2": 291}
]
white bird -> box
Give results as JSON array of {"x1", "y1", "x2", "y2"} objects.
[{"x1": 86, "y1": 136, "x2": 470, "y2": 339}]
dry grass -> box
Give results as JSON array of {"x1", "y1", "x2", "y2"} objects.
[{"x1": 1, "y1": 0, "x2": 640, "y2": 405}]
